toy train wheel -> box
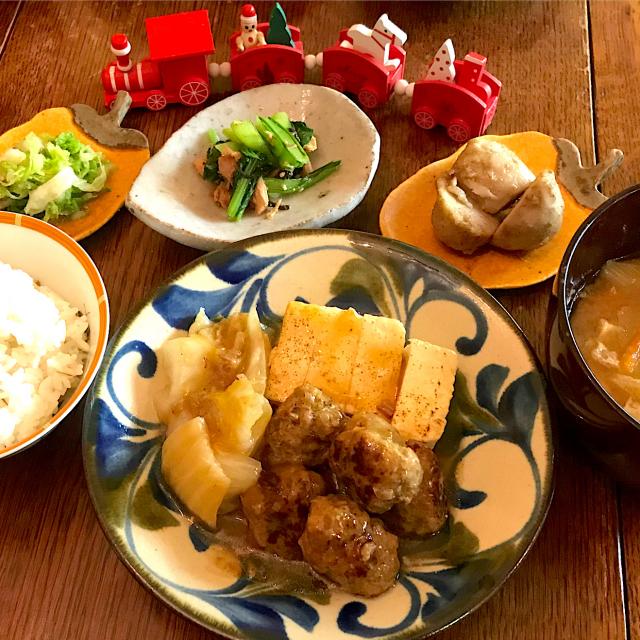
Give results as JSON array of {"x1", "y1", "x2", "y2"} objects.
[
  {"x1": 325, "y1": 72, "x2": 345, "y2": 92},
  {"x1": 358, "y1": 87, "x2": 379, "y2": 110},
  {"x1": 447, "y1": 119, "x2": 471, "y2": 143},
  {"x1": 241, "y1": 76, "x2": 262, "y2": 91},
  {"x1": 146, "y1": 92, "x2": 167, "y2": 111},
  {"x1": 414, "y1": 110, "x2": 436, "y2": 130},
  {"x1": 179, "y1": 81, "x2": 209, "y2": 106},
  {"x1": 277, "y1": 73, "x2": 297, "y2": 84}
]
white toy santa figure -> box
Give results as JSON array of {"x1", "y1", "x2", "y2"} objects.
[{"x1": 236, "y1": 4, "x2": 266, "y2": 52}]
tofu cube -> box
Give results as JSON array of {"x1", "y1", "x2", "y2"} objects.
[
  {"x1": 306, "y1": 307, "x2": 362, "y2": 407},
  {"x1": 265, "y1": 301, "x2": 318, "y2": 402},
  {"x1": 266, "y1": 302, "x2": 409, "y2": 415},
  {"x1": 349, "y1": 314, "x2": 405, "y2": 413},
  {"x1": 391, "y1": 339, "x2": 458, "y2": 447}
]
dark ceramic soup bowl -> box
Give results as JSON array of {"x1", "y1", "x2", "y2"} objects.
[{"x1": 548, "y1": 184, "x2": 640, "y2": 486}]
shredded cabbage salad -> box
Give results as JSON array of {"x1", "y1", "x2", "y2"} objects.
[{"x1": 0, "y1": 132, "x2": 110, "y2": 221}]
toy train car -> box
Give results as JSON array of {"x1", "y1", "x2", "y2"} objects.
[
  {"x1": 101, "y1": 10, "x2": 214, "y2": 110},
  {"x1": 410, "y1": 52, "x2": 501, "y2": 143},
  {"x1": 228, "y1": 22, "x2": 305, "y2": 92},
  {"x1": 321, "y1": 28, "x2": 406, "y2": 110}
]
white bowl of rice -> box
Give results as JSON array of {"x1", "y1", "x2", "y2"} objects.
[{"x1": 0, "y1": 211, "x2": 109, "y2": 458}]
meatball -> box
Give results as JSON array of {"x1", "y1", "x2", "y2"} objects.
[
  {"x1": 261, "y1": 384, "x2": 345, "y2": 467},
  {"x1": 329, "y1": 413, "x2": 423, "y2": 513},
  {"x1": 299, "y1": 495, "x2": 399, "y2": 597},
  {"x1": 241, "y1": 464, "x2": 326, "y2": 559},
  {"x1": 382, "y1": 440, "x2": 448, "y2": 537}
]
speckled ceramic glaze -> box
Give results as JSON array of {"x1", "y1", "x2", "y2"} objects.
[
  {"x1": 126, "y1": 85, "x2": 380, "y2": 250},
  {"x1": 83, "y1": 230, "x2": 553, "y2": 639}
]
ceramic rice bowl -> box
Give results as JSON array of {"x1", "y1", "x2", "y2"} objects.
[{"x1": 0, "y1": 211, "x2": 109, "y2": 458}]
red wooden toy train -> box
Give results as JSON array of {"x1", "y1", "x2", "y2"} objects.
[
  {"x1": 101, "y1": 10, "x2": 214, "y2": 110},
  {"x1": 319, "y1": 15, "x2": 407, "y2": 110},
  {"x1": 100, "y1": 5, "x2": 501, "y2": 143},
  {"x1": 406, "y1": 41, "x2": 501, "y2": 142}
]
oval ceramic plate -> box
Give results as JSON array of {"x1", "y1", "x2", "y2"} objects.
[
  {"x1": 0, "y1": 93, "x2": 149, "y2": 240},
  {"x1": 83, "y1": 230, "x2": 553, "y2": 639},
  {"x1": 125, "y1": 85, "x2": 380, "y2": 250},
  {"x1": 380, "y1": 132, "x2": 622, "y2": 289}
]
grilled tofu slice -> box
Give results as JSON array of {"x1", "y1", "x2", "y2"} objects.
[
  {"x1": 306, "y1": 307, "x2": 363, "y2": 407},
  {"x1": 391, "y1": 339, "x2": 458, "y2": 447},
  {"x1": 349, "y1": 314, "x2": 405, "y2": 413},
  {"x1": 267, "y1": 302, "x2": 408, "y2": 414},
  {"x1": 266, "y1": 301, "x2": 319, "y2": 402}
]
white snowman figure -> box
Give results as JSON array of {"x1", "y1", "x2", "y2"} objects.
[{"x1": 236, "y1": 4, "x2": 266, "y2": 52}]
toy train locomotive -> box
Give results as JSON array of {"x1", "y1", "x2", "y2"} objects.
[
  {"x1": 100, "y1": 4, "x2": 501, "y2": 143},
  {"x1": 102, "y1": 10, "x2": 214, "y2": 110}
]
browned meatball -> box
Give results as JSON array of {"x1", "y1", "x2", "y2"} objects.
[
  {"x1": 241, "y1": 464, "x2": 326, "y2": 559},
  {"x1": 329, "y1": 413, "x2": 423, "y2": 513},
  {"x1": 299, "y1": 495, "x2": 399, "y2": 597},
  {"x1": 382, "y1": 440, "x2": 448, "y2": 537},
  {"x1": 261, "y1": 384, "x2": 345, "y2": 467}
]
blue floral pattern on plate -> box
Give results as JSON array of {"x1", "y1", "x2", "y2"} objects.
[{"x1": 83, "y1": 230, "x2": 553, "y2": 640}]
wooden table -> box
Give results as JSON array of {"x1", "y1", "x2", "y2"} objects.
[{"x1": 0, "y1": 1, "x2": 637, "y2": 638}]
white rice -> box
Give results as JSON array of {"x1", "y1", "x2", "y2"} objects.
[{"x1": 0, "y1": 261, "x2": 89, "y2": 449}]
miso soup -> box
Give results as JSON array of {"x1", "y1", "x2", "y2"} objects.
[{"x1": 571, "y1": 257, "x2": 640, "y2": 421}]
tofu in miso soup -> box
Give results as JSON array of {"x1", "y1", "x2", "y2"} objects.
[{"x1": 571, "y1": 257, "x2": 640, "y2": 420}]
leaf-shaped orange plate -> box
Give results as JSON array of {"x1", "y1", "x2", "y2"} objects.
[
  {"x1": 0, "y1": 92, "x2": 149, "y2": 241},
  {"x1": 380, "y1": 132, "x2": 623, "y2": 289}
]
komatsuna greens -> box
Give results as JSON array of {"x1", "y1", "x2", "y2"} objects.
[{"x1": 199, "y1": 112, "x2": 340, "y2": 221}]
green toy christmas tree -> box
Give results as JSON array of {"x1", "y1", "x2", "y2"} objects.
[{"x1": 266, "y1": 3, "x2": 294, "y2": 47}]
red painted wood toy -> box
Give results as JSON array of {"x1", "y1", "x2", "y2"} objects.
[
  {"x1": 210, "y1": 4, "x2": 304, "y2": 92},
  {"x1": 101, "y1": 10, "x2": 215, "y2": 111},
  {"x1": 318, "y1": 14, "x2": 407, "y2": 110},
  {"x1": 99, "y1": 6, "x2": 502, "y2": 138},
  {"x1": 407, "y1": 39, "x2": 501, "y2": 143}
]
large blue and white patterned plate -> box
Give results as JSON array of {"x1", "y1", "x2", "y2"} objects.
[{"x1": 83, "y1": 230, "x2": 553, "y2": 639}]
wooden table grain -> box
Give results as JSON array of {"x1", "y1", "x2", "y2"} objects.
[{"x1": 0, "y1": 2, "x2": 636, "y2": 638}]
